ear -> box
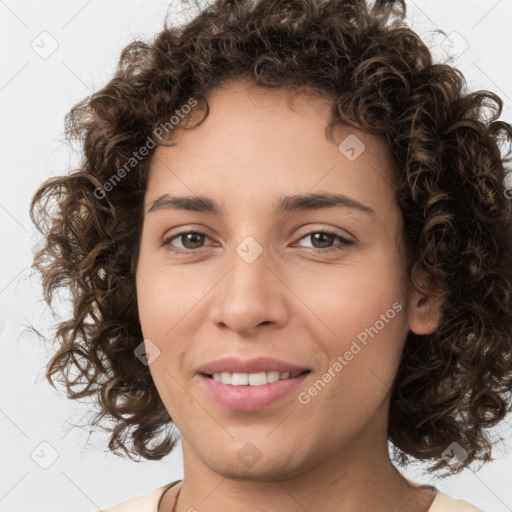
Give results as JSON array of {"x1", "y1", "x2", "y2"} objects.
[{"x1": 407, "y1": 269, "x2": 444, "y2": 335}]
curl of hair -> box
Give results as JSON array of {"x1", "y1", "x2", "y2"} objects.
[{"x1": 30, "y1": 0, "x2": 512, "y2": 474}]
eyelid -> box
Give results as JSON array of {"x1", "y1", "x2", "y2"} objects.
[
  {"x1": 161, "y1": 227, "x2": 212, "y2": 248},
  {"x1": 294, "y1": 224, "x2": 354, "y2": 241},
  {"x1": 291, "y1": 229, "x2": 354, "y2": 252},
  {"x1": 161, "y1": 224, "x2": 353, "y2": 244},
  {"x1": 161, "y1": 225, "x2": 355, "y2": 255}
]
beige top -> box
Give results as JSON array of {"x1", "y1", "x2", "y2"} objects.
[{"x1": 99, "y1": 480, "x2": 485, "y2": 512}]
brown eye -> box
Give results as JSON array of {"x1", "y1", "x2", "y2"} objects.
[
  {"x1": 180, "y1": 232, "x2": 206, "y2": 249},
  {"x1": 309, "y1": 232, "x2": 336, "y2": 249},
  {"x1": 162, "y1": 230, "x2": 211, "y2": 253},
  {"x1": 294, "y1": 230, "x2": 354, "y2": 253}
]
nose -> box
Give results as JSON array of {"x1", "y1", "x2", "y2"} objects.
[{"x1": 208, "y1": 239, "x2": 289, "y2": 337}]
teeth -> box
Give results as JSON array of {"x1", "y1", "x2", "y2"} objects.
[{"x1": 211, "y1": 370, "x2": 302, "y2": 386}]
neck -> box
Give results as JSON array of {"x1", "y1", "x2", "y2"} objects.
[{"x1": 163, "y1": 418, "x2": 436, "y2": 512}]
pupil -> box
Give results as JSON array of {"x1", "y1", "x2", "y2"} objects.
[
  {"x1": 184, "y1": 233, "x2": 204, "y2": 249},
  {"x1": 313, "y1": 233, "x2": 332, "y2": 248},
  {"x1": 182, "y1": 232, "x2": 333, "y2": 250}
]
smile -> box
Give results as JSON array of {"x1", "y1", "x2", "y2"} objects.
[
  {"x1": 208, "y1": 370, "x2": 308, "y2": 386},
  {"x1": 199, "y1": 371, "x2": 311, "y2": 411}
]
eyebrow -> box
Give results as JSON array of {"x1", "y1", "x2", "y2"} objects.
[{"x1": 147, "y1": 192, "x2": 376, "y2": 217}]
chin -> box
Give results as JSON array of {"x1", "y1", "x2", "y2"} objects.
[
  {"x1": 198, "y1": 443, "x2": 306, "y2": 482},
  {"x1": 205, "y1": 457, "x2": 299, "y2": 482}
]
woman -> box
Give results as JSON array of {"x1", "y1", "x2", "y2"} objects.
[{"x1": 30, "y1": 0, "x2": 512, "y2": 510}]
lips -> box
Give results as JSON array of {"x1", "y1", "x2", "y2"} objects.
[
  {"x1": 197, "y1": 356, "x2": 311, "y2": 376},
  {"x1": 199, "y1": 371, "x2": 310, "y2": 411}
]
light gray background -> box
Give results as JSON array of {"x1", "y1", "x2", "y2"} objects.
[{"x1": 1, "y1": 0, "x2": 511, "y2": 511}]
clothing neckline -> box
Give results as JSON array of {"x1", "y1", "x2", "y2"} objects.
[
  {"x1": 155, "y1": 480, "x2": 440, "y2": 512},
  {"x1": 156, "y1": 480, "x2": 181, "y2": 512}
]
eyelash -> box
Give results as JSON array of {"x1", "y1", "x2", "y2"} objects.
[{"x1": 161, "y1": 229, "x2": 354, "y2": 255}]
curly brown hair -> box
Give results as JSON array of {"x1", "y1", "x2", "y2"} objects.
[{"x1": 29, "y1": 0, "x2": 512, "y2": 476}]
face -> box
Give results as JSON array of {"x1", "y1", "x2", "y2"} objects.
[{"x1": 135, "y1": 79, "x2": 439, "y2": 481}]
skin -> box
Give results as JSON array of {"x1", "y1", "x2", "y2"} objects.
[{"x1": 135, "y1": 78, "x2": 443, "y2": 512}]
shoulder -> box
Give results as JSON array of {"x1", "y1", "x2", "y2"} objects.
[
  {"x1": 430, "y1": 491, "x2": 486, "y2": 512},
  {"x1": 98, "y1": 480, "x2": 181, "y2": 512}
]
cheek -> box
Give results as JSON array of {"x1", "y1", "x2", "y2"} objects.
[
  {"x1": 296, "y1": 254, "x2": 407, "y2": 400},
  {"x1": 136, "y1": 246, "x2": 202, "y2": 338},
  {"x1": 304, "y1": 297, "x2": 406, "y2": 434},
  {"x1": 291, "y1": 251, "x2": 406, "y2": 342}
]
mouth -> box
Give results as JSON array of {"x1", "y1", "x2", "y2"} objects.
[
  {"x1": 201, "y1": 369, "x2": 311, "y2": 385},
  {"x1": 198, "y1": 370, "x2": 312, "y2": 411}
]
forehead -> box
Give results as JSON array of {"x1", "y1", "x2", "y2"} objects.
[{"x1": 145, "y1": 79, "x2": 397, "y2": 216}]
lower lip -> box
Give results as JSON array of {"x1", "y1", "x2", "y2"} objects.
[{"x1": 198, "y1": 372, "x2": 310, "y2": 411}]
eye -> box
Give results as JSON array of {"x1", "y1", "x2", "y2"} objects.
[
  {"x1": 161, "y1": 229, "x2": 354, "y2": 255},
  {"x1": 161, "y1": 230, "x2": 212, "y2": 254},
  {"x1": 293, "y1": 229, "x2": 354, "y2": 254}
]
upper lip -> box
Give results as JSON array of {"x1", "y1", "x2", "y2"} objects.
[{"x1": 197, "y1": 356, "x2": 311, "y2": 375}]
